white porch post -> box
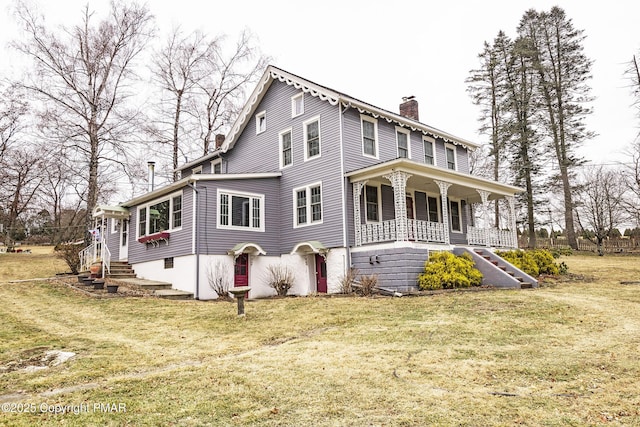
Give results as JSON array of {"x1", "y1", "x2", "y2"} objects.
[
  {"x1": 506, "y1": 195, "x2": 517, "y2": 248},
  {"x1": 383, "y1": 171, "x2": 411, "y2": 242},
  {"x1": 353, "y1": 181, "x2": 366, "y2": 246},
  {"x1": 434, "y1": 180, "x2": 451, "y2": 245},
  {"x1": 476, "y1": 190, "x2": 491, "y2": 246}
]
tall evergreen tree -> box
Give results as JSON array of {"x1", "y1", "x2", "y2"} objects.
[{"x1": 518, "y1": 7, "x2": 594, "y2": 249}]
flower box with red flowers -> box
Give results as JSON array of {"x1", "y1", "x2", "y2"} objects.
[{"x1": 138, "y1": 231, "x2": 170, "y2": 246}]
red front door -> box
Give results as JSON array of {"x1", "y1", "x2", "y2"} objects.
[
  {"x1": 234, "y1": 254, "x2": 249, "y2": 287},
  {"x1": 315, "y1": 254, "x2": 327, "y2": 293}
]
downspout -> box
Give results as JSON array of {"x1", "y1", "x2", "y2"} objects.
[{"x1": 187, "y1": 182, "x2": 200, "y2": 299}]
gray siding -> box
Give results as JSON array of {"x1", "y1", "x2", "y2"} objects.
[
  {"x1": 341, "y1": 107, "x2": 471, "y2": 175},
  {"x1": 128, "y1": 188, "x2": 194, "y2": 264},
  {"x1": 105, "y1": 218, "x2": 120, "y2": 260},
  {"x1": 194, "y1": 178, "x2": 281, "y2": 255},
  {"x1": 351, "y1": 248, "x2": 428, "y2": 292},
  {"x1": 224, "y1": 79, "x2": 345, "y2": 252}
]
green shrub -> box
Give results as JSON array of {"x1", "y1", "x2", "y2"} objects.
[
  {"x1": 54, "y1": 242, "x2": 83, "y2": 275},
  {"x1": 496, "y1": 250, "x2": 539, "y2": 276},
  {"x1": 496, "y1": 249, "x2": 566, "y2": 276},
  {"x1": 550, "y1": 247, "x2": 573, "y2": 258},
  {"x1": 417, "y1": 252, "x2": 483, "y2": 291}
]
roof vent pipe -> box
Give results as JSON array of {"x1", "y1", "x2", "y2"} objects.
[{"x1": 147, "y1": 161, "x2": 156, "y2": 192}]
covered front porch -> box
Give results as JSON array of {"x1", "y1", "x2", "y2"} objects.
[{"x1": 347, "y1": 159, "x2": 522, "y2": 249}]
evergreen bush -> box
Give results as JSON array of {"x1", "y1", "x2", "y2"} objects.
[{"x1": 417, "y1": 252, "x2": 482, "y2": 291}]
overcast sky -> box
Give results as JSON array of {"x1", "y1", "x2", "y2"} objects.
[{"x1": 2, "y1": 0, "x2": 639, "y2": 165}]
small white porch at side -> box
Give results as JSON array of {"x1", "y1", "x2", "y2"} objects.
[
  {"x1": 79, "y1": 205, "x2": 131, "y2": 274},
  {"x1": 346, "y1": 159, "x2": 523, "y2": 249}
]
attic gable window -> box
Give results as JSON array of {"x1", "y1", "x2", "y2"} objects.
[
  {"x1": 292, "y1": 93, "x2": 304, "y2": 117},
  {"x1": 256, "y1": 111, "x2": 266, "y2": 134},
  {"x1": 211, "y1": 159, "x2": 222, "y2": 174},
  {"x1": 303, "y1": 116, "x2": 321, "y2": 161},
  {"x1": 361, "y1": 115, "x2": 378, "y2": 158}
]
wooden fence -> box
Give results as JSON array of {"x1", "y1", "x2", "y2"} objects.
[{"x1": 518, "y1": 237, "x2": 640, "y2": 253}]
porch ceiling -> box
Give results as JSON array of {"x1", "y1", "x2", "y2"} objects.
[{"x1": 345, "y1": 159, "x2": 523, "y2": 203}]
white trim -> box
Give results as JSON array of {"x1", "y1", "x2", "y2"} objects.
[
  {"x1": 364, "y1": 184, "x2": 381, "y2": 224},
  {"x1": 255, "y1": 110, "x2": 266, "y2": 134},
  {"x1": 303, "y1": 115, "x2": 321, "y2": 162},
  {"x1": 395, "y1": 126, "x2": 411, "y2": 159},
  {"x1": 291, "y1": 92, "x2": 304, "y2": 118},
  {"x1": 445, "y1": 143, "x2": 457, "y2": 171},
  {"x1": 137, "y1": 190, "x2": 184, "y2": 237},
  {"x1": 279, "y1": 127, "x2": 293, "y2": 169},
  {"x1": 217, "y1": 188, "x2": 265, "y2": 232},
  {"x1": 339, "y1": 104, "x2": 347, "y2": 249},
  {"x1": 192, "y1": 165, "x2": 203, "y2": 175},
  {"x1": 423, "y1": 135, "x2": 436, "y2": 166},
  {"x1": 293, "y1": 181, "x2": 323, "y2": 228},
  {"x1": 210, "y1": 159, "x2": 222, "y2": 174},
  {"x1": 361, "y1": 114, "x2": 379, "y2": 159},
  {"x1": 449, "y1": 198, "x2": 462, "y2": 233}
]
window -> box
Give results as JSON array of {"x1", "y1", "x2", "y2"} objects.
[
  {"x1": 211, "y1": 159, "x2": 222, "y2": 174},
  {"x1": 192, "y1": 166, "x2": 203, "y2": 175},
  {"x1": 304, "y1": 117, "x2": 321, "y2": 160},
  {"x1": 292, "y1": 93, "x2": 304, "y2": 117},
  {"x1": 218, "y1": 190, "x2": 264, "y2": 231},
  {"x1": 256, "y1": 110, "x2": 266, "y2": 134},
  {"x1": 446, "y1": 144, "x2": 456, "y2": 170},
  {"x1": 294, "y1": 182, "x2": 322, "y2": 227},
  {"x1": 172, "y1": 195, "x2": 182, "y2": 228},
  {"x1": 111, "y1": 218, "x2": 117, "y2": 234},
  {"x1": 164, "y1": 257, "x2": 174, "y2": 269},
  {"x1": 450, "y1": 200, "x2": 461, "y2": 232},
  {"x1": 427, "y1": 196, "x2": 439, "y2": 222},
  {"x1": 121, "y1": 220, "x2": 128, "y2": 246},
  {"x1": 423, "y1": 136, "x2": 435, "y2": 165},
  {"x1": 279, "y1": 128, "x2": 293, "y2": 168},
  {"x1": 137, "y1": 192, "x2": 183, "y2": 237},
  {"x1": 396, "y1": 127, "x2": 410, "y2": 158},
  {"x1": 361, "y1": 115, "x2": 378, "y2": 157},
  {"x1": 138, "y1": 208, "x2": 146, "y2": 237},
  {"x1": 365, "y1": 185, "x2": 379, "y2": 222}
]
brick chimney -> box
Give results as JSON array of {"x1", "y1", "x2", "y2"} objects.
[
  {"x1": 399, "y1": 96, "x2": 419, "y2": 121},
  {"x1": 215, "y1": 134, "x2": 225, "y2": 149}
]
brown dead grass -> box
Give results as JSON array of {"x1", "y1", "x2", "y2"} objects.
[
  {"x1": 0, "y1": 252, "x2": 639, "y2": 426},
  {"x1": 0, "y1": 246, "x2": 68, "y2": 281}
]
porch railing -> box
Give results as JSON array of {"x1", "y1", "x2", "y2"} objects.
[
  {"x1": 78, "y1": 241, "x2": 111, "y2": 277},
  {"x1": 467, "y1": 226, "x2": 516, "y2": 248},
  {"x1": 360, "y1": 219, "x2": 447, "y2": 245}
]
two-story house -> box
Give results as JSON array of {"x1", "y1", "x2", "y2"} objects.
[{"x1": 88, "y1": 65, "x2": 525, "y2": 299}]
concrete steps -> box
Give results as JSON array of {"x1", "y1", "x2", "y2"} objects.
[
  {"x1": 453, "y1": 247, "x2": 538, "y2": 289},
  {"x1": 107, "y1": 262, "x2": 193, "y2": 300}
]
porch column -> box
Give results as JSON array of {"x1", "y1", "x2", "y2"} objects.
[
  {"x1": 353, "y1": 181, "x2": 366, "y2": 246},
  {"x1": 505, "y1": 195, "x2": 517, "y2": 248},
  {"x1": 434, "y1": 180, "x2": 451, "y2": 244},
  {"x1": 383, "y1": 171, "x2": 411, "y2": 242},
  {"x1": 476, "y1": 190, "x2": 491, "y2": 246}
]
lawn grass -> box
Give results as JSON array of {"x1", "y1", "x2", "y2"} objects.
[
  {"x1": 0, "y1": 246, "x2": 68, "y2": 282},
  {"x1": 0, "y1": 253, "x2": 639, "y2": 426}
]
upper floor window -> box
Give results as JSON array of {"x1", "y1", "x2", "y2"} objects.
[
  {"x1": 294, "y1": 182, "x2": 322, "y2": 227},
  {"x1": 361, "y1": 115, "x2": 378, "y2": 158},
  {"x1": 423, "y1": 136, "x2": 435, "y2": 165},
  {"x1": 137, "y1": 191, "x2": 183, "y2": 237},
  {"x1": 292, "y1": 93, "x2": 304, "y2": 117},
  {"x1": 218, "y1": 189, "x2": 264, "y2": 232},
  {"x1": 396, "y1": 127, "x2": 410, "y2": 158},
  {"x1": 256, "y1": 111, "x2": 266, "y2": 134},
  {"x1": 304, "y1": 116, "x2": 321, "y2": 161},
  {"x1": 211, "y1": 159, "x2": 222, "y2": 174},
  {"x1": 365, "y1": 185, "x2": 379, "y2": 222},
  {"x1": 192, "y1": 166, "x2": 203, "y2": 175},
  {"x1": 279, "y1": 128, "x2": 293, "y2": 169},
  {"x1": 445, "y1": 144, "x2": 456, "y2": 170}
]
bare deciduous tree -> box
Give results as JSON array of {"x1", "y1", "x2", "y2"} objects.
[
  {"x1": 575, "y1": 165, "x2": 626, "y2": 256},
  {"x1": 12, "y1": 0, "x2": 154, "y2": 241}
]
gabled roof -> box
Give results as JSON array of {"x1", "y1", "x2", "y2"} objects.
[{"x1": 184, "y1": 65, "x2": 480, "y2": 169}]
